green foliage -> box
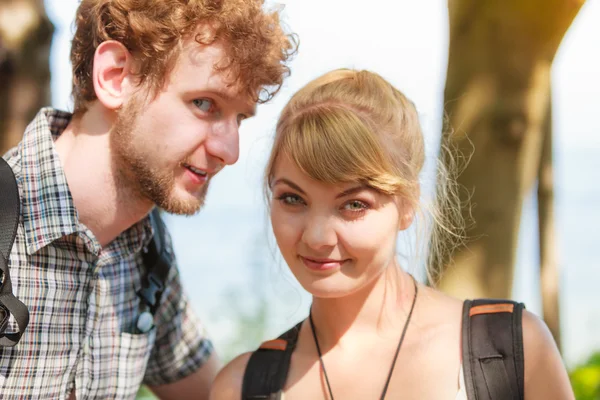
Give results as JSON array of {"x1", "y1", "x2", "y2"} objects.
[
  {"x1": 133, "y1": 289, "x2": 269, "y2": 399},
  {"x1": 136, "y1": 385, "x2": 156, "y2": 400},
  {"x1": 135, "y1": 232, "x2": 272, "y2": 399},
  {"x1": 570, "y1": 351, "x2": 600, "y2": 400},
  {"x1": 218, "y1": 286, "x2": 269, "y2": 363}
]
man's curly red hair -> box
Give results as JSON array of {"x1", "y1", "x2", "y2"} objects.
[{"x1": 70, "y1": 0, "x2": 297, "y2": 112}]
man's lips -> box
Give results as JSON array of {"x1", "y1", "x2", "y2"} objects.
[
  {"x1": 182, "y1": 163, "x2": 210, "y2": 185},
  {"x1": 182, "y1": 163, "x2": 209, "y2": 176}
]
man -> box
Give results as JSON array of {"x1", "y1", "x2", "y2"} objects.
[{"x1": 0, "y1": 0, "x2": 296, "y2": 398}]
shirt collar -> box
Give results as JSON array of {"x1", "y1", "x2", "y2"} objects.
[
  {"x1": 19, "y1": 107, "x2": 157, "y2": 257},
  {"x1": 20, "y1": 108, "x2": 82, "y2": 255}
]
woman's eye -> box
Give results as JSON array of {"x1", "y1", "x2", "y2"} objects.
[
  {"x1": 276, "y1": 193, "x2": 304, "y2": 206},
  {"x1": 342, "y1": 200, "x2": 368, "y2": 211},
  {"x1": 193, "y1": 98, "x2": 214, "y2": 112}
]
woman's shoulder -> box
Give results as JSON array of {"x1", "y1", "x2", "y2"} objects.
[
  {"x1": 521, "y1": 310, "x2": 574, "y2": 399},
  {"x1": 209, "y1": 351, "x2": 253, "y2": 400},
  {"x1": 417, "y1": 284, "x2": 464, "y2": 327},
  {"x1": 209, "y1": 322, "x2": 303, "y2": 400}
]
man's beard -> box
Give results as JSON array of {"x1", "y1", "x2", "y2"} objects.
[{"x1": 110, "y1": 99, "x2": 209, "y2": 215}]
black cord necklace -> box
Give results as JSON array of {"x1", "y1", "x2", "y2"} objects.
[{"x1": 308, "y1": 274, "x2": 418, "y2": 400}]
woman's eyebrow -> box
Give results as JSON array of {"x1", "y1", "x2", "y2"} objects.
[
  {"x1": 271, "y1": 178, "x2": 306, "y2": 195},
  {"x1": 335, "y1": 185, "x2": 370, "y2": 199}
]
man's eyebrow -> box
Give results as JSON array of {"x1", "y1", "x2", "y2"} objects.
[
  {"x1": 204, "y1": 89, "x2": 256, "y2": 117},
  {"x1": 271, "y1": 178, "x2": 306, "y2": 195}
]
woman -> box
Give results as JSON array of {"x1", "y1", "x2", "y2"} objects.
[{"x1": 210, "y1": 69, "x2": 573, "y2": 399}]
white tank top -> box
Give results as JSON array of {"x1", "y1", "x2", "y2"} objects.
[{"x1": 456, "y1": 365, "x2": 468, "y2": 400}]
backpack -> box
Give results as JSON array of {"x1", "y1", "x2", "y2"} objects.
[
  {"x1": 0, "y1": 157, "x2": 171, "y2": 347},
  {"x1": 242, "y1": 299, "x2": 525, "y2": 400}
]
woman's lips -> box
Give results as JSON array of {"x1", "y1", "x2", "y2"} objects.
[{"x1": 300, "y1": 256, "x2": 347, "y2": 271}]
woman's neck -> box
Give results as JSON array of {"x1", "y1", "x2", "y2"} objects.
[{"x1": 309, "y1": 263, "x2": 417, "y2": 350}]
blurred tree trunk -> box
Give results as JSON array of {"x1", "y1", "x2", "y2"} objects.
[
  {"x1": 538, "y1": 91, "x2": 561, "y2": 348},
  {"x1": 438, "y1": 0, "x2": 586, "y2": 349},
  {"x1": 0, "y1": 0, "x2": 53, "y2": 155}
]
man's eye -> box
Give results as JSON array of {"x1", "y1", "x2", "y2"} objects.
[{"x1": 193, "y1": 99, "x2": 214, "y2": 112}]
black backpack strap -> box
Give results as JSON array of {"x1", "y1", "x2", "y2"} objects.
[
  {"x1": 135, "y1": 208, "x2": 171, "y2": 333},
  {"x1": 242, "y1": 321, "x2": 303, "y2": 399},
  {"x1": 0, "y1": 157, "x2": 29, "y2": 347},
  {"x1": 462, "y1": 299, "x2": 525, "y2": 400}
]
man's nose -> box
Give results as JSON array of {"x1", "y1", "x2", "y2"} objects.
[{"x1": 205, "y1": 118, "x2": 240, "y2": 166}]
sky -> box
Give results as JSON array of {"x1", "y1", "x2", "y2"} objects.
[{"x1": 44, "y1": 0, "x2": 600, "y2": 210}]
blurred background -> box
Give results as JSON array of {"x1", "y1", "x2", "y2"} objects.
[{"x1": 1, "y1": 0, "x2": 599, "y2": 398}]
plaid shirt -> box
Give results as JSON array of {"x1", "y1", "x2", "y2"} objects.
[{"x1": 0, "y1": 108, "x2": 213, "y2": 399}]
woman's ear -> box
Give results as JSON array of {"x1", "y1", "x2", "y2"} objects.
[
  {"x1": 397, "y1": 185, "x2": 420, "y2": 231},
  {"x1": 92, "y1": 40, "x2": 135, "y2": 110},
  {"x1": 398, "y1": 200, "x2": 416, "y2": 231}
]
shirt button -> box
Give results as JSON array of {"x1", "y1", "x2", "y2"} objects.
[{"x1": 136, "y1": 311, "x2": 154, "y2": 333}]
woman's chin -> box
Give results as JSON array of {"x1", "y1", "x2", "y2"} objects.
[
  {"x1": 299, "y1": 277, "x2": 359, "y2": 299},
  {"x1": 294, "y1": 266, "x2": 388, "y2": 300}
]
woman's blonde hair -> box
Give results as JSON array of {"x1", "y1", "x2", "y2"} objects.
[{"x1": 265, "y1": 69, "x2": 463, "y2": 283}]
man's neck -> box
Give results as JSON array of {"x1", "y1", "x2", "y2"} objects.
[{"x1": 54, "y1": 105, "x2": 152, "y2": 247}]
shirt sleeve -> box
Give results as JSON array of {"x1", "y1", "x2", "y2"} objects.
[{"x1": 142, "y1": 229, "x2": 214, "y2": 386}]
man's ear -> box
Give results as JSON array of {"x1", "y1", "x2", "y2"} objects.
[{"x1": 92, "y1": 40, "x2": 135, "y2": 110}]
